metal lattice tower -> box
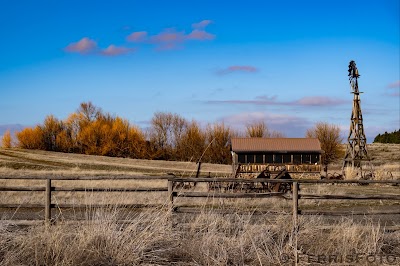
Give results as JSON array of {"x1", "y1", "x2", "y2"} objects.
[{"x1": 342, "y1": 60, "x2": 371, "y2": 173}]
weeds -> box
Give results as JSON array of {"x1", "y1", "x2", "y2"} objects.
[{"x1": 1, "y1": 205, "x2": 399, "y2": 265}]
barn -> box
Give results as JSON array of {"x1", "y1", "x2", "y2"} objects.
[{"x1": 231, "y1": 138, "x2": 323, "y2": 176}]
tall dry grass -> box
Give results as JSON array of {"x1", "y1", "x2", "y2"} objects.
[{"x1": 1, "y1": 205, "x2": 399, "y2": 265}]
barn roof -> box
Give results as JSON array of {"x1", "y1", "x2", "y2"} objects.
[{"x1": 231, "y1": 138, "x2": 322, "y2": 153}]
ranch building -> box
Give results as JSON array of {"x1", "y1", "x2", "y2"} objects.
[{"x1": 231, "y1": 138, "x2": 323, "y2": 176}]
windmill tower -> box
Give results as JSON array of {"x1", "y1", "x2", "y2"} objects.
[{"x1": 342, "y1": 60, "x2": 371, "y2": 176}]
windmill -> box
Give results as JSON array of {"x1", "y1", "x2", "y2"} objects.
[{"x1": 342, "y1": 60, "x2": 372, "y2": 178}]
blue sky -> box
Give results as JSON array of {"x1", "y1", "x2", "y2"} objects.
[{"x1": 1, "y1": 0, "x2": 399, "y2": 141}]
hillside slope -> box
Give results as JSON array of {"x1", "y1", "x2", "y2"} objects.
[
  {"x1": 0, "y1": 148, "x2": 231, "y2": 177},
  {"x1": 0, "y1": 143, "x2": 398, "y2": 177}
]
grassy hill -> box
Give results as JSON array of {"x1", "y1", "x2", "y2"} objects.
[
  {"x1": 0, "y1": 148, "x2": 231, "y2": 177},
  {"x1": 0, "y1": 143, "x2": 399, "y2": 177}
]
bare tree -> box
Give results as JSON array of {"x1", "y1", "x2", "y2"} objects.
[
  {"x1": 306, "y1": 122, "x2": 343, "y2": 166},
  {"x1": 204, "y1": 123, "x2": 233, "y2": 164},
  {"x1": 77, "y1": 102, "x2": 102, "y2": 122},
  {"x1": 41, "y1": 115, "x2": 63, "y2": 151},
  {"x1": 246, "y1": 121, "x2": 285, "y2": 138},
  {"x1": 149, "y1": 112, "x2": 188, "y2": 160},
  {"x1": 246, "y1": 121, "x2": 268, "y2": 137}
]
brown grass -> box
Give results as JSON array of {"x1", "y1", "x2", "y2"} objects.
[
  {"x1": 1, "y1": 205, "x2": 399, "y2": 265},
  {"x1": 0, "y1": 147, "x2": 399, "y2": 265}
]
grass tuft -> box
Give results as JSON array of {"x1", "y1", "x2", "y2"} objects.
[{"x1": 1, "y1": 205, "x2": 399, "y2": 265}]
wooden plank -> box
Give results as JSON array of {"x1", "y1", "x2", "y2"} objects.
[
  {"x1": 0, "y1": 186, "x2": 167, "y2": 192},
  {"x1": 170, "y1": 177, "x2": 400, "y2": 185},
  {"x1": 171, "y1": 177, "x2": 292, "y2": 183},
  {"x1": 299, "y1": 194, "x2": 400, "y2": 200},
  {"x1": 0, "y1": 204, "x2": 44, "y2": 208},
  {"x1": 53, "y1": 187, "x2": 167, "y2": 192},
  {"x1": 176, "y1": 191, "x2": 287, "y2": 198},
  {"x1": 0, "y1": 203, "x2": 161, "y2": 209},
  {"x1": 0, "y1": 175, "x2": 170, "y2": 180},
  {"x1": 0, "y1": 220, "x2": 44, "y2": 226},
  {"x1": 1, "y1": 175, "x2": 398, "y2": 184},
  {"x1": 299, "y1": 209, "x2": 400, "y2": 215},
  {"x1": 53, "y1": 203, "x2": 162, "y2": 209},
  {"x1": 0, "y1": 186, "x2": 45, "y2": 191},
  {"x1": 173, "y1": 207, "x2": 290, "y2": 215}
]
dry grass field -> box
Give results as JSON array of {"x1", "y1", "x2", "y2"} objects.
[{"x1": 0, "y1": 144, "x2": 399, "y2": 265}]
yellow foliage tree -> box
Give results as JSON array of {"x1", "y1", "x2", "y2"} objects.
[
  {"x1": 126, "y1": 125, "x2": 147, "y2": 159},
  {"x1": 64, "y1": 112, "x2": 86, "y2": 152},
  {"x1": 176, "y1": 121, "x2": 206, "y2": 161},
  {"x1": 77, "y1": 117, "x2": 107, "y2": 155},
  {"x1": 1, "y1": 130, "x2": 12, "y2": 148},
  {"x1": 16, "y1": 126, "x2": 44, "y2": 149}
]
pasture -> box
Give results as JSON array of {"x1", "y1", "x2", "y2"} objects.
[{"x1": 0, "y1": 144, "x2": 399, "y2": 265}]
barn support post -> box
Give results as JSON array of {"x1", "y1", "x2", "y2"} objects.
[
  {"x1": 45, "y1": 178, "x2": 52, "y2": 225},
  {"x1": 167, "y1": 179, "x2": 174, "y2": 211},
  {"x1": 292, "y1": 181, "x2": 299, "y2": 265}
]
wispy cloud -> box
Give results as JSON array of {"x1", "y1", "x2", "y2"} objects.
[
  {"x1": 192, "y1": 20, "x2": 212, "y2": 29},
  {"x1": 126, "y1": 20, "x2": 215, "y2": 51},
  {"x1": 186, "y1": 29, "x2": 215, "y2": 41},
  {"x1": 216, "y1": 65, "x2": 259, "y2": 75},
  {"x1": 126, "y1": 31, "x2": 148, "y2": 42},
  {"x1": 387, "y1": 80, "x2": 400, "y2": 89},
  {"x1": 150, "y1": 28, "x2": 186, "y2": 50},
  {"x1": 100, "y1": 45, "x2": 135, "y2": 56},
  {"x1": 384, "y1": 80, "x2": 400, "y2": 97},
  {"x1": 66, "y1": 20, "x2": 215, "y2": 56},
  {"x1": 64, "y1": 37, "x2": 97, "y2": 54},
  {"x1": 208, "y1": 95, "x2": 347, "y2": 107},
  {"x1": 293, "y1": 96, "x2": 347, "y2": 106}
]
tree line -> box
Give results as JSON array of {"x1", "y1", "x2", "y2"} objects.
[
  {"x1": 10, "y1": 102, "x2": 236, "y2": 163},
  {"x1": 2, "y1": 102, "x2": 344, "y2": 165},
  {"x1": 373, "y1": 129, "x2": 400, "y2": 144}
]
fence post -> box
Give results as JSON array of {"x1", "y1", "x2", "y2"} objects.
[
  {"x1": 45, "y1": 178, "x2": 52, "y2": 224},
  {"x1": 196, "y1": 162, "x2": 202, "y2": 178},
  {"x1": 292, "y1": 181, "x2": 299, "y2": 265},
  {"x1": 167, "y1": 179, "x2": 174, "y2": 211}
]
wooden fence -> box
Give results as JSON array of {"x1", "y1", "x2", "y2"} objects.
[
  {"x1": 0, "y1": 175, "x2": 169, "y2": 223},
  {"x1": 1, "y1": 175, "x2": 399, "y2": 221},
  {"x1": 169, "y1": 177, "x2": 400, "y2": 217},
  {"x1": 167, "y1": 177, "x2": 400, "y2": 265},
  {"x1": 1, "y1": 176, "x2": 399, "y2": 265}
]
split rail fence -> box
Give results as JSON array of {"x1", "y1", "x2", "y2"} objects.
[
  {"x1": 1, "y1": 176, "x2": 399, "y2": 222},
  {"x1": 1, "y1": 176, "x2": 399, "y2": 265}
]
